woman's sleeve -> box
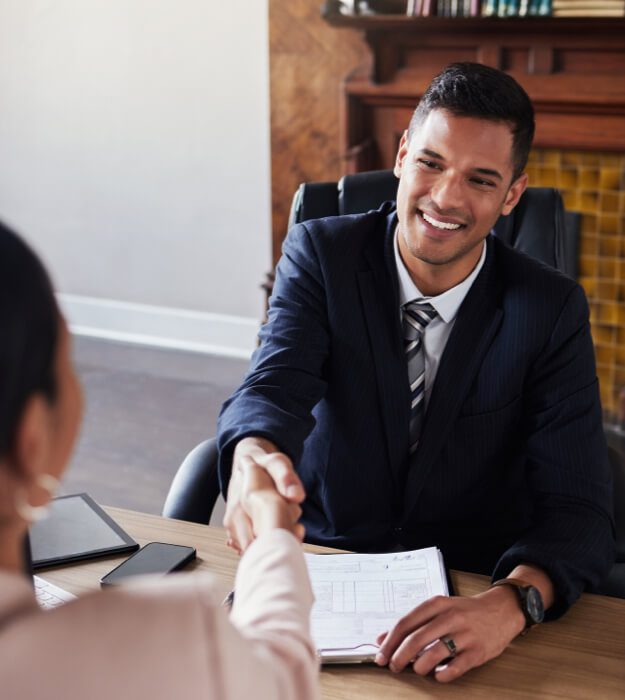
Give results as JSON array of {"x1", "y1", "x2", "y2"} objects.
[{"x1": 221, "y1": 528, "x2": 319, "y2": 700}]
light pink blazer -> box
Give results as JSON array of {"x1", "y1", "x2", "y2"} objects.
[{"x1": 0, "y1": 530, "x2": 319, "y2": 699}]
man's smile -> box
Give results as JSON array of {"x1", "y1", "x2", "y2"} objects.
[
  {"x1": 421, "y1": 211, "x2": 463, "y2": 231},
  {"x1": 417, "y1": 208, "x2": 468, "y2": 236}
]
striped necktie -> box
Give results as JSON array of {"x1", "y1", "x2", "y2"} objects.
[{"x1": 402, "y1": 300, "x2": 437, "y2": 454}]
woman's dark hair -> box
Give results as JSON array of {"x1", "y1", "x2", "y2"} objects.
[
  {"x1": 0, "y1": 221, "x2": 59, "y2": 457},
  {"x1": 408, "y1": 62, "x2": 535, "y2": 182}
]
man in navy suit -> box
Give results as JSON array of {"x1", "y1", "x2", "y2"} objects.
[{"x1": 217, "y1": 63, "x2": 613, "y2": 680}]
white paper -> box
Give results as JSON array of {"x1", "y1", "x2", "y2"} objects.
[
  {"x1": 33, "y1": 575, "x2": 77, "y2": 609},
  {"x1": 304, "y1": 547, "x2": 449, "y2": 661}
]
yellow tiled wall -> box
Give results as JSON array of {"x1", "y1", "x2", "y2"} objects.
[{"x1": 526, "y1": 150, "x2": 625, "y2": 418}]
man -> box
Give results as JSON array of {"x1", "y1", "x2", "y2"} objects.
[{"x1": 217, "y1": 63, "x2": 614, "y2": 681}]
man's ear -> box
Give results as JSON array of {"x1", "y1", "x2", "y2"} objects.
[
  {"x1": 393, "y1": 131, "x2": 410, "y2": 179},
  {"x1": 501, "y1": 172, "x2": 528, "y2": 216},
  {"x1": 11, "y1": 395, "x2": 51, "y2": 481}
]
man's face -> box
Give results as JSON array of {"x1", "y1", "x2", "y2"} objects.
[{"x1": 394, "y1": 108, "x2": 527, "y2": 293}]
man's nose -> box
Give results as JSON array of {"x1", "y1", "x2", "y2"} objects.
[{"x1": 430, "y1": 172, "x2": 464, "y2": 211}]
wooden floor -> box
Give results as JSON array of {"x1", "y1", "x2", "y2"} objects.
[{"x1": 61, "y1": 336, "x2": 248, "y2": 520}]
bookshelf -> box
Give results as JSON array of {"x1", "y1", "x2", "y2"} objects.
[
  {"x1": 320, "y1": 8, "x2": 625, "y2": 168},
  {"x1": 332, "y1": 0, "x2": 625, "y2": 16}
]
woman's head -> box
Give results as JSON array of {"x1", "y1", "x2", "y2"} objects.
[
  {"x1": 0, "y1": 222, "x2": 82, "y2": 531},
  {"x1": 0, "y1": 222, "x2": 59, "y2": 455}
]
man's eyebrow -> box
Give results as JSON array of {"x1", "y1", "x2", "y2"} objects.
[
  {"x1": 420, "y1": 148, "x2": 444, "y2": 160},
  {"x1": 474, "y1": 167, "x2": 503, "y2": 181}
]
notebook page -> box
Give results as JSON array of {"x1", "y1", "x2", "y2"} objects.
[{"x1": 304, "y1": 547, "x2": 449, "y2": 660}]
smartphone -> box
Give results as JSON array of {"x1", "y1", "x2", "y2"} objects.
[{"x1": 100, "y1": 542, "x2": 196, "y2": 586}]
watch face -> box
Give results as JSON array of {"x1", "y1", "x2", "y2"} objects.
[{"x1": 526, "y1": 586, "x2": 545, "y2": 624}]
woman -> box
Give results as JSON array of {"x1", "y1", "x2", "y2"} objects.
[{"x1": 0, "y1": 222, "x2": 318, "y2": 699}]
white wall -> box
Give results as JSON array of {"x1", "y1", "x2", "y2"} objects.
[{"x1": 0, "y1": 1, "x2": 270, "y2": 357}]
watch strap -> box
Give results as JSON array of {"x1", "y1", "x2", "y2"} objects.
[{"x1": 490, "y1": 578, "x2": 540, "y2": 634}]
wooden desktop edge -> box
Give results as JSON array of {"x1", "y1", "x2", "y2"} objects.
[{"x1": 39, "y1": 506, "x2": 625, "y2": 700}]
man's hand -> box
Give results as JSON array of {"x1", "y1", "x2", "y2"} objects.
[
  {"x1": 224, "y1": 436, "x2": 306, "y2": 553},
  {"x1": 239, "y1": 462, "x2": 305, "y2": 539},
  {"x1": 375, "y1": 564, "x2": 553, "y2": 683},
  {"x1": 375, "y1": 586, "x2": 525, "y2": 682}
]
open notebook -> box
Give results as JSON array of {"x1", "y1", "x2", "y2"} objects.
[{"x1": 304, "y1": 546, "x2": 450, "y2": 664}]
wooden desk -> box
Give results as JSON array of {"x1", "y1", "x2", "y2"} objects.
[{"x1": 42, "y1": 508, "x2": 625, "y2": 700}]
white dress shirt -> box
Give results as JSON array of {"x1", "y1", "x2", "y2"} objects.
[{"x1": 394, "y1": 229, "x2": 487, "y2": 409}]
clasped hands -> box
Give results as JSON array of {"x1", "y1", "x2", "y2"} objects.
[
  {"x1": 224, "y1": 437, "x2": 533, "y2": 682},
  {"x1": 224, "y1": 437, "x2": 306, "y2": 551}
]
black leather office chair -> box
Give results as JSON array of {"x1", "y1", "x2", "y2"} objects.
[
  {"x1": 163, "y1": 438, "x2": 220, "y2": 525},
  {"x1": 162, "y1": 170, "x2": 625, "y2": 601}
]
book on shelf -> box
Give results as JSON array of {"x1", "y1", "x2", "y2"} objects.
[
  {"x1": 538, "y1": 0, "x2": 553, "y2": 14},
  {"x1": 553, "y1": 0, "x2": 624, "y2": 6},
  {"x1": 554, "y1": 7, "x2": 624, "y2": 13},
  {"x1": 552, "y1": 0, "x2": 624, "y2": 13},
  {"x1": 482, "y1": 0, "x2": 499, "y2": 15},
  {"x1": 519, "y1": 0, "x2": 530, "y2": 14},
  {"x1": 407, "y1": 0, "x2": 428, "y2": 13},
  {"x1": 409, "y1": 0, "x2": 484, "y2": 14}
]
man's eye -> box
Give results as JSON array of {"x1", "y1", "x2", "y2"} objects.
[
  {"x1": 471, "y1": 177, "x2": 495, "y2": 187},
  {"x1": 418, "y1": 160, "x2": 440, "y2": 170}
]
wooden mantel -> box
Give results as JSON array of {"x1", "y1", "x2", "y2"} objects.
[{"x1": 320, "y1": 9, "x2": 625, "y2": 170}]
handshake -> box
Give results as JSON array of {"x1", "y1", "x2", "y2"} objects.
[{"x1": 224, "y1": 436, "x2": 306, "y2": 553}]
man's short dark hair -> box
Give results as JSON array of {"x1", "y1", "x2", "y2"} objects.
[{"x1": 408, "y1": 62, "x2": 535, "y2": 182}]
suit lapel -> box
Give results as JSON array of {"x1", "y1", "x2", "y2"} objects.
[
  {"x1": 357, "y1": 210, "x2": 409, "y2": 485},
  {"x1": 403, "y1": 237, "x2": 504, "y2": 514}
]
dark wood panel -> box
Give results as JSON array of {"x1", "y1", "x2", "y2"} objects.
[
  {"x1": 327, "y1": 17, "x2": 625, "y2": 82},
  {"x1": 536, "y1": 113, "x2": 625, "y2": 153},
  {"x1": 558, "y1": 49, "x2": 625, "y2": 75}
]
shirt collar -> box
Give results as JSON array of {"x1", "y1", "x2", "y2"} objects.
[{"x1": 394, "y1": 227, "x2": 487, "y2": 324}]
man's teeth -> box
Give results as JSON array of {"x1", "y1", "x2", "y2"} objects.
[{"x1": 422, "y1": 212, "x2": 462, "y2": 230}]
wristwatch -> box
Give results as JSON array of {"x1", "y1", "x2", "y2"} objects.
[{"x1": 490, "y1": 578, "x2": 545, "y2": 634}]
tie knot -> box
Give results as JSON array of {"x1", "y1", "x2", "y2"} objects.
[{"x1": 402, "y1": 301, "x2": 437, "y2": 340}]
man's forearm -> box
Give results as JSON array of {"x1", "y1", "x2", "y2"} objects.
[{"x1": 505, "y1": 563, "x2": 555, "y2": 610}]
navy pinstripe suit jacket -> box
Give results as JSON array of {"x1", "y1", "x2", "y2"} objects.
[{"x1": 218, "y1": 203, "x2": 614, "y2": 616}]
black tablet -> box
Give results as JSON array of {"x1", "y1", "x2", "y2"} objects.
[{"x1": 30, "y1": 493, "x2": 139, "y2": 569}]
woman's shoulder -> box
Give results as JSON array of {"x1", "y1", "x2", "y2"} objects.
[{"x1": 0, "y1": 572, "x2": 222, "y2": 700}]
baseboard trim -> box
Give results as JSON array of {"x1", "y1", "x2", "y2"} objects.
[{"x1": 58, "y1": 294, "x2": 260, "y2": 360}]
